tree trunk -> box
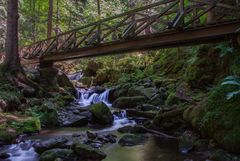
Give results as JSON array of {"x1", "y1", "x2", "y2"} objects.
[
  {"x1": 47, "y1": 0, "x2": 54, "y2": 38},
  {"x1": 4, "y1": 0, "x2": 22, "y2": 73}
]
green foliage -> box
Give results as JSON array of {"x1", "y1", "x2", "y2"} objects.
[
  {"x1": 198, "y1": 84, "x2": 240, "y2": 153},
  {"x1": 214, "y1": 44, "x2": 235, "y2": 57},
  {"x1": 221, "y1": 76, "x2": 240, "y2": 100},
  {"x1": 9, "y1": 117, "x2": 41, "y2": 133}
]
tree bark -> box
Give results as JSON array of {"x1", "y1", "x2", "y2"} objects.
[
  {"x1": 4, "y1": 0, "x2": 22, "y2": 73},
  {"x1": 47, "y1": 0, "x2": 54, "y2": 38}
]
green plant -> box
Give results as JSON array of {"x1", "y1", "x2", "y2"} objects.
[
  {"x1": 214, "y1": 44, "x2": 234, "y2": 57},
  {"x1": 221, "y1": 76, "x2": 240, "y2": 100}
]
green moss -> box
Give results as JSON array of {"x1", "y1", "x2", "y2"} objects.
[
  {"x1": 9, "y1": 117, "x2": 41, "y2": 133},
  {"x1": 198, "y1": 85, "x2": 240, "y2": 153},
  {"x1": 89, "y1": 102, "x2": 113, "y2": 125}
]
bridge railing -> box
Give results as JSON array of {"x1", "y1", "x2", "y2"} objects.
[{"x1": 20, "y1": 0, "x2": 240, "y2": 60}]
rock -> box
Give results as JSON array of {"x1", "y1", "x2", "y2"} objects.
[
  {"x1": 128, "y1": 87, "x2": 155, "y2": 99},
  {"x1": 39, "y1": 67, "x2": 58, "y2": 87},
  {"x1": 179, "y1": 131, "x2": 198, "y2": 154},
  {"x1": 126, "y1": 109, "x2": 157, "y2": 119},
  {"x1": 118, "y1": 125, "x2": 147, "y2": 134},
  {"x1": 40, "y1": 101, "x2": 59, "y2": 127},
  {"x1": 0, "y1": 153, "x2": 10, "y2": 159},
  {"x1": 58, "y1": 109, "x2": 88, "y2": 127},
  {"x1": 165, "y1": 92, "x2": 185, "y2": 106},
  {"x1": 87, "y1": 130, "x2": 97, "y2": 139},
  {"x1": 61, "y1": 115, "x2": 88, "y2": 127},
  {"x1": 108, "y1": 84, "x2": 130, "y2": 102},
  {"x1": 39, "y1": 148, "x2": 75, "y2": 161},
  {"x1": 89, "y1": 102, "x2": 114, "y2": 125},
  {"x1": 118, "y1": 134, "x2": 148, "y2": 146},
  {"x1": 33, "y1": 137, "x2": 68, "y2": 154},
  {"x1": 104, "y1": 134, "x2": 117, "y2": 143},
  {"x1": 112, "y1": 96, "x2": 147, "y2": 109},
  {"x1": 73, "y1": 144, "x2": 106, "y2": 160},
  {"x1": 57, "y1": 72, "x2": 76, "y2": 96},
  {"x1": 22, "y1": 87, "x2": 36, "y2": 97},
  {"x1": 209, "y1": 149, "x2": 240, "y2": 161},
  {"x1": 140, "y1": 104, "x2": 160, "y2": 111},
  {"x1": 149, "y1": 93, "x2": 166, "y2": 106}
]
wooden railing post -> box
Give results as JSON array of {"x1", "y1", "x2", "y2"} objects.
[{"x1": 179, "y1": 0, "x2": 184, "y2": 27}]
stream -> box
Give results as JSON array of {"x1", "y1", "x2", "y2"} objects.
[{"x1": 0, "y1": 82, "x2": 207, "y2": 161}]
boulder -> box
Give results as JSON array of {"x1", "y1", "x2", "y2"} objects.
[
  {"x1": 128, "y1": 87, "x2": 155, "y2": 99},
  {"x1": 21, "y1": 87, "x2": 37, "y2": 97},
  {"x1": 58, "y1": 109, "x2": 88, "y2": 127},
  {"x1": 40, "y1": 101, "x2": 59, "y2": 127},
  {"x1": 0, "y1": 153, "x2": 10, "y2": 160},
  {"x1": 149, "y1": 93, "x2": 165, "y2": 106},
  {"x1": 57, "y1": 72, "x2": 76, "y2": 96},
  {"x1": 34, "y1": 137, "x2": 68, "y2": 154},
  {"x1": 112, "y1": 96, "x2": 147, "y2": 109},
  {"x1": 73, "y1": 144, "x2": 106, "y2": 160},
  {"x1": 89, "y1": 102, "x2": 114, "y2": 125},
  {"x1": 39, "y1": 148, "x2": 75, "y2": 161},
  {"x1": 61, "y1": 115, "x2": 88, "y2": 127},
  {"x1": 118, "y1": 134, "x2": 148, "y2": 146}
]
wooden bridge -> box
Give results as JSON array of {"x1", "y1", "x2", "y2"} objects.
[{"x1": 2, "y1": 0, "x2": 240, "y2": 66}]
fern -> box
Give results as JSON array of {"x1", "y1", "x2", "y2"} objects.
[{"x1": 221, "y1": 76, "x2": 240, "y2": 100}]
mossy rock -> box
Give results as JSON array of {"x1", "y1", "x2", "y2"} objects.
[
  {"x1": 40, "y1": 101, "x2": 59, "y2": 127},
  {"x1": 113, "y1": 96, "x2": 147, "y2": 109},
  {"x1": 39, "y1": 149, "x2": 74, "y2": 161},
  {"x1": 89, "y1": 102, "x2": 113, "y2": 125},
  {"x1": 128, "y1": 86, "x2": 155, "y2": 99},
  {"x1": 165, "y1": 93, "x2": 182, "y2": 106},
  {"x1": 198, "y1": 85, "x2": 240, "y2": 153},
  {"x1": 73, "y1": 144, "x2": 106, "y2": 160},
  {"x1": 118, "y1": 134, "x2": 148, "y2": 146}
]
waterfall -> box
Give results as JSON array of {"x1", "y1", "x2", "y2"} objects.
[
  {"x1": 76, "y1": 88, "x2": 136, "y2": 132},
  {"x1": 76, "y1": 88, "x2": 112, "y2": 107}
]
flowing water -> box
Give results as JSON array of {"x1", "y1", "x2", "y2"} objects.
[{"x1": 0, "y1": 88, "x2": 207, "y2": 161}]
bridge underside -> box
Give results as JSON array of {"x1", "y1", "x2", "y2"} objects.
[{"x1": 22, "y1": 21, "x2": 240, "y2": 65}]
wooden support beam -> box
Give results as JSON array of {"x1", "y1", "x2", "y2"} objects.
[{"x1": 40, "y1": 21, "x2": 240, "y2": 62}]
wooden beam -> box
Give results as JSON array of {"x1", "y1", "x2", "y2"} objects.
[{"x1": 40, "y1": 21, "x2": 240, "y2": 62}]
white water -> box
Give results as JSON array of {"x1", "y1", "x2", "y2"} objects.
[
  {"x1": 76, "y1": 88, "x2": 136, "y2": 132},
  {"x1": 77, "y1": 88, "x2": 112, "y2": 107},
  {"x1": 0, "y1": 141, "x2": 39, "y2": 161},
  {"x1": 0, "y1": 88, "x2": 135, "y2": 161}
]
